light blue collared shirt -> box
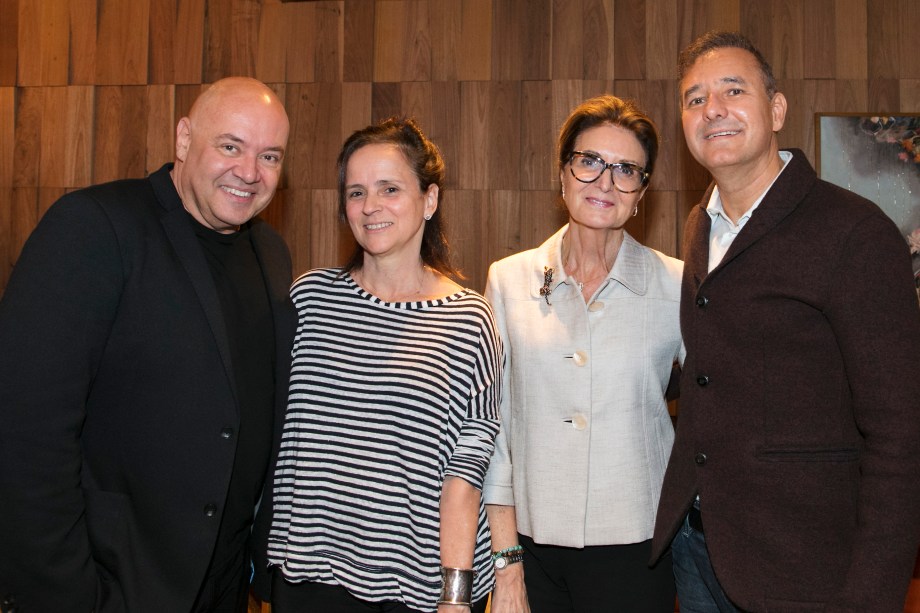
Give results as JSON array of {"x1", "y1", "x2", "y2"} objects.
[{"x1": 706, "y1": 150, "x2": 793, "y2": 272}]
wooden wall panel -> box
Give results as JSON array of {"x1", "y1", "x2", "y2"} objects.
[
  {"x1": 150, "y1": 0, "x2": 178, "y2": 84},
  {"x1": 551, "y1": 0, "x2": 584, "y2": 80},
  {"x1": 836, "y1": 0, "x2": 868, "y2": 79},
  {"x1": 96, "y1": 0, "x2": 150, "y2": 85},
  {"x1": 647, "y1": 0, "x2": 679, "y2": 80},
  {"x1": 428, "y1": 81, "x2": 462, "y2": 187},
  {"x1": 867, "y1": 0, "x2": 900, "y2": 80},
  {"x1": 492, "y1": 0, "x2": 551, "y2": 81},
  {"x1": 613, "y1": 0, "x2": 646, "y2": 80},
  {"x1": 583, "y1": 0, "x2": 615, "y2": 81},
  {"x1": 520, "y1": 80, "x2": 554, "y2": 191},
  {"x1": 431, "y1": 0, "x2": 492, "y2": 81},
  {"x1": 38, "y1": 87, "x2": 93, "y2": 189},
  {"x1": 340, "y1": 81, "x2": 373, "y2": 143},
  {"x1": 284, "y1": 3, "x2": 320, "y2": 83},
  {"x1": 643, "y1": 80, "x2": 680, "y2": 191},
  {"x1": 0, "y1": 0, "x2": 16, "y2": 86},
  {"x1": 0, "y1": 88, "x2": 13, "y2": 187},
  {"x1": 373, "y1": 1, "x2": 431, "y2": 83},
  {"x1": 205, "y1": 0, "x2": 260, "y2": 82},
  {"x1": 869, "y1": 78, "x2": 900, "y2": 112},
  {"x1": 93, "y1": 86, "x2": 148, "y2": 184},
  {"x1": 803, "y1": 0, "x2": 835, "y2": 79},
  {"x1": 518, "y1": 190, "x2": 567, "y2": 256},
  {"x1": 17, "y1": 0, "x2": 69, "y2": 86},
  {"x1": 309, "y1": 189, "x2": 351, "y2": 268},
  {"x1": 175, "y1": 0, "x2": 207, "y2": 84},
  {"x1": 486, "y1": 189, "x2": 522, "y2": 267},
  {"x1": 256, "y1": 1, "x2": 287, "y2": 83},
  {"x1": 68, "y1": 0, "x2": 97, "y2": 85},
  {"x1": 371, "y1": 82, "x2": 401, "y2": 122},
  {"x1": 343, "y1": 0, "x2": 375, "y2": 82},
  {"x1": 900, "y1": 0, "x2": 920, "y2": 79},
  {"x1": 285, "y1": 83, "x2": 342, "y2": 189},
  {"x1": 835, "y1": 79, "x2": 870, "y2": 111},
  {"x1": 146, "y1": 85, "x2": 176, "y2": 177},
  {"x1": 442, "y1": 190, "x2": 489, "y2": 286},
  {"x1": 772, "y1": 0, "x2": 805, "y2": 80},
  {"x1": 149, "y1": 0, "x2": 207, "y2": 85},
  {"x1": 1, "y1": 0, "x2": 918, "y2": 298},
  {"x1": 901, "y1": 80, "x2": 920, "y2": 113},
  {"x1": 801, "y1": 79, "x2": 837, "y2": 160},
  {"x1": 643, "y1": 190, "x2": 678, "y2": 257},
  {"x1": 458, "y1": 81, "x2": 491, "y2": 190},
  {"x1": 12, "y1": 87, "x2": 42, "y2": 187}
]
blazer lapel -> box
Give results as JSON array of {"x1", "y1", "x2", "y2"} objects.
[
  {"x1": 708, "y1": 150, "x2": 815, "y2": 276},
  {"x1": 151, "y1": 167, "x2": 239, "y2": 414},
  {"x1": 683, "y1": 200, "x2": 713, "y2": 290}
]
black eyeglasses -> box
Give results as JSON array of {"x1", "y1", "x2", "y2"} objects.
[{"x1": 568, "y1": 151, "x2": 649, "y2": 194}]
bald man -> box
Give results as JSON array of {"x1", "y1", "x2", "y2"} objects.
[{"x1": 0, "y1": 77, "x2": 297, "y2": 613}]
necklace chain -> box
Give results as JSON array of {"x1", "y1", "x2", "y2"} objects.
[{"x1": 563, "y1": 233, "x2": 618, "y2": 293}]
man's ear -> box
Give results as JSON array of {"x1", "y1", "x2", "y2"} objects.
[
  {"x1": 175, "y1": 117, "x2": 191, "y2": 162},
  {"x1": 771, "y1": 92, "x2": 787, "y2": 133}
]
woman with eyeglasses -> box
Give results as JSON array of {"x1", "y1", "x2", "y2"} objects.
[{"x1": 483, "y1": 95, "x2": 683, "y2": 612}]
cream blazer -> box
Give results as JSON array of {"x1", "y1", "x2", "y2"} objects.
[{"x1": 483, "y1": 225, "x2": 684, "y2": 547}]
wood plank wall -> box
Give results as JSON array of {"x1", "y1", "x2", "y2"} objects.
[{"x1": 1, "y1": 0, "x2": 918, "y2": 295}]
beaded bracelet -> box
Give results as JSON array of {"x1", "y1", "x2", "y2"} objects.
[
  {"x1": 492, "y1": 544, "x2": 524, "y2": 570},
  {"x1": 491, "y1": 544, "x2": 524, "y2": 558}
]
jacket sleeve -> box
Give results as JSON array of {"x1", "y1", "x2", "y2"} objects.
[
  {"x1": 0, "y1": 194, "x2": 124, "y2": 611},
  {"x1": 824, "y1": 212, "x2": 920, "y2": 611}
]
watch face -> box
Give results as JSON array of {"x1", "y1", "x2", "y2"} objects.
[{"x1": 494, "y1": 556, "x2": 508, "y2": 569}]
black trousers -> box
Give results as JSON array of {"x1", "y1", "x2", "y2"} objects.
[
  {"x1": 271, "y1": 571, "x2": 489, "y2": 613},
  {"x1": 519, "y1": 534, "x2": 675, "y2": 613}
]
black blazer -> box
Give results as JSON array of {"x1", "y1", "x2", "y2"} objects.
[{"x1": 0, "y1": 164, "x2": 296, "y2": 612}]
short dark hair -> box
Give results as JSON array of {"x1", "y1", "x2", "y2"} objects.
[
  {"x1": 678, "y1": 31, "x2": 777, "y2": 98},
  {"x1": 336, "y1": 117, "x2": 458, "y2": 278},
  {"x1": 557, "y1": 94, "x2": 660, "y2": 179}
]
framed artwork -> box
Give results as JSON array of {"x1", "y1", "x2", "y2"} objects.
[{"x1": 816, "y1": 113, "x2": 920, "y2": 285}]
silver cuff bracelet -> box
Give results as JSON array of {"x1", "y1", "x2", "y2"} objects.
[{"x1": 438, "y1": 566, "x2": 474, "y2": 607}]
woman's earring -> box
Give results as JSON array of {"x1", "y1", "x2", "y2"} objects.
[
  {"x1": 424, "y1": 214, "x2": 432, "y2": 221},
  {"x1": 561, "y1": 187, "x2": 565, "y2": 200},
  {"x1": 632, "y1": 206, "x2": 638, "y2": 217}
]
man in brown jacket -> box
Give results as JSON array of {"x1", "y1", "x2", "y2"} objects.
[{"x1": 652, "y1": 31, "x2": 920, "y2": 612}]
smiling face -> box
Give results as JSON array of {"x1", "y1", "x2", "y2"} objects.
[
  {"x1": 344, "y1": 143, "x2": 438, "y2": 264},
  {"x1": 679, "y1": 47, "x2": 786, "y2": 180},
  {"x1": 172, "y1": 78, "x2": 289, "y2": 234},
  {"x1": 560, "y1": 123, "x2": 648, "y2": 231}
]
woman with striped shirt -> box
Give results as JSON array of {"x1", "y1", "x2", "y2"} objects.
[{"x1": 266, "y1": 118, "x2": 501, "y2": 613}]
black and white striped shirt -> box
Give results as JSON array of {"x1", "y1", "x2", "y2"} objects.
[{"x1": 267, "y1": 269, "x2": 501, "y2": 611}]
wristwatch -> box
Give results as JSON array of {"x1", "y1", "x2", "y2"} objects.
[{"x1": 492, "y1": 545, "x2": 524, "y2": 570}]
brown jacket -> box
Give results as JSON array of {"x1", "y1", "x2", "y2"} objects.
[{"x1": 652, "y1": 150, "x2": 920, "y2": 612}]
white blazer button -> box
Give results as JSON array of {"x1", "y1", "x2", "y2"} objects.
[
  {"x1": 572, "y1": 351, "x2": 588, "y2": 366},
  {"x1": 571, "y1": 414, "x2": 588, "y2": 430},
  {"x1": 588, "y1": 301, "x2": 605, "y2": 312}
]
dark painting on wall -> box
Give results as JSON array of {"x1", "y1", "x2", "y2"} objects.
[{"x1": 816, "y1": 113, "x2": 920, "y2": 286}]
